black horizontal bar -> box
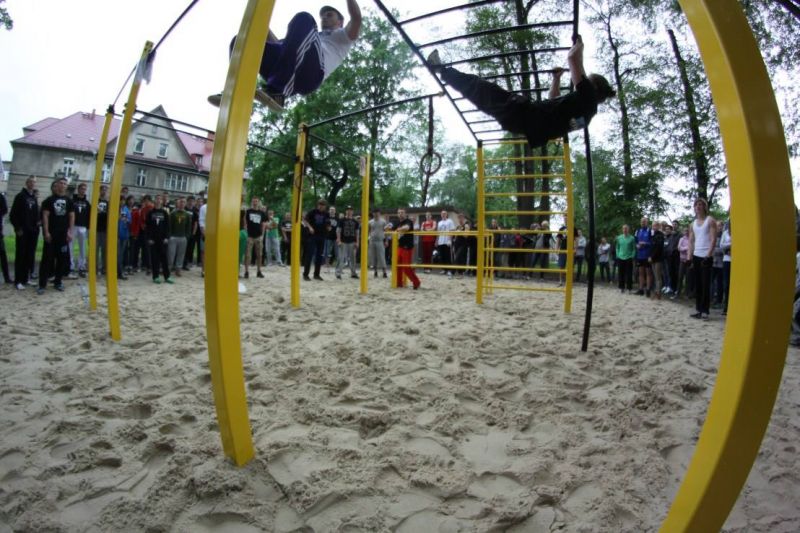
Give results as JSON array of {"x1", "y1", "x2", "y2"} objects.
[
  {"x1": 467, "y1": 118, "x2": 500, "y2": 125},
  {"x1": 451, "y1": 86, "x2": 558, "y2": 103},
  {"x1": 308, "y1": 91, "x2": 442, "y2": 129},
  {"x1": 308, "y1": 132, "x2": 361, "y2": 159},
  {"x1": 418, "y1": 20, "x2": 573, "y2": 50},
  {"x1": 476, "y1": 135, "x2": 527, "y2": 142},
  {"x1": 482, "y1": 69, "x2": 558, "y2": 80},
  {"x1": 399, "y1": 0, "x2": 507, "y2": 25},
  {"x1": 128, "y1": 115, "x2": 295, "y2": 161},
  {"x1": 134, "y1": 108, "x2": 214, "y2": 134},
  {"x1": 441, "y1": 46, "x2": 571, "y2": 68}
]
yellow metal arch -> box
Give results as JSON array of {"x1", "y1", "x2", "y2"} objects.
[
  {"x1": 204, "y1": 0, "x2": 276, "y2": 466},
  {"x1": 106, "y1": 41, "x2": 153, "y2": 341},
  {"x1": 661, "y1": 0, "x2": 794, "y2": 530},
  {"x1": 87, "y1": 107, "x2": 115, "y2": 311}
]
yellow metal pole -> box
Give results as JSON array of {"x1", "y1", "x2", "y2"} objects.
[
  {"x1": 390, "y1": 232, "x2": 399, "y2": 288},
  {"x1": 563, "y1": 141, "x2": 574, "y2": 314},
  {"x1": 290, "y1": 125, "x2": 308, "y2": 308},
  {"x1": 204, "y1": 0, "x2": 277, "y2": 466},
  {"x1": 359, "y1": 153, "x2": 371, "y2": 294},
  {"x1": 660, "y1": 1, "x2": 794, "y2": 530},
  {"x1": 87, "y1": 106, "x2": 114, "y2": 311},
  {"x1": 476, "y1": 142, "x2": 485, "y2": 304},
  {"x1": 106, "y1": 41, "x2": 153, "y2": 341}
]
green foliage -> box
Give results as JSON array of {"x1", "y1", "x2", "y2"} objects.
[{"x1": 0, "y1": 0, "x2": 12, "y2": 31}]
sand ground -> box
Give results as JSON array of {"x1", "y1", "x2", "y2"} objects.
[{"x1": 0, "y1": 266, "x2": 798, "y2": 532}]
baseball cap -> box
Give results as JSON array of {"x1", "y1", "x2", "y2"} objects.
[{"x1": 320, "y1": 5, "x2": 344, "y2": 21}]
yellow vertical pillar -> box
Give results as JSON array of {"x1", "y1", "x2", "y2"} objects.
[
  {"x1": 563, "y1": 142, "x2": 574, "y2": 314},
  {"x1": 659, "y1": 0, "x2": 794, "y2": 530},
  {"x1": 87, "y1": 106, "x2": 114, "y2": 311},
  {"x1": 106, "y1": 41, "x2": 153, "y2": 341},
  {"x1": 290, "y1": 125, "x2": 308, "y2": 308},
  {"x1": 359, "y1": 154, "x2": 371, "y2": 294},
  {"x1": 475, "y1": 142, "x2": 485, "y2": 304},
  {"x1": 390, "y1": 232, "x2": 398, "y2": 288},
  {"x1": 204, "y1": 0, "x2": 278, "y2": 467}
]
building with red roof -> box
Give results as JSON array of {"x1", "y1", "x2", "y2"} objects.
[{"x1": 7, "y1": 106, "x2": 213, "y2": 200}]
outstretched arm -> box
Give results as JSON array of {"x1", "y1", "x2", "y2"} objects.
[
  {"x1": 549, "y1": 67, "x2": 566, "y2": 99},
  {"x1": 345, "y1": 0, "x2": 362, "y2": 40},
  {"x1": 567, "y1": 36, "x2": 587, "y2": 87}
]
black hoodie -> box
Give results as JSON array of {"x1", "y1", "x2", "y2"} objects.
[{"x1": 10, "y1": 188, "x2": 39, "y2": 233}]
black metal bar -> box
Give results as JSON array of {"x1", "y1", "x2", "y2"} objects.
[
  {"x1": 112, "y1": 66, "x2": 137, "y2": 107},
  {"x1": 478, "y1": 136, "x2": 526, "y2": 142},
  {"x1": 152, "y1": 0, "x2": 201, "y2": 54},
  {"x1": 473, "y1": 128, "x2": 506, "y2": 134},
  {"x1": 467, "y1": 118, "x2": 500, "y2": 125},
  {"x1": 307, "y1": 91, "x2": 442, "y2": 129},
  {"x1": 441, "y1": 46, "x2": 570, "y2": 68},
  {"x1": 128, "y1": 115, "x2": 295, "y2": 161},
  {"x1": 417, "y1": 20, "x2": 573, "y2": 50},
  {"x1": 451, "y1": 86, "x2": 560, "y2": 102},
  {"x1": 398, "y1": 0, "x2": 507, "y2": 25},
  {"x1": 482, "y1": 69, "x2": 558, "y2": 80},
  {"x1": 308, "y1": 132, "x2": 361, "y2": 159},
  {"x1": 134, "y1": 108, "x2": 214, "y2": 134},
  {"x1": 372, "y1": 0, "x2": 478, "y2": 143}
]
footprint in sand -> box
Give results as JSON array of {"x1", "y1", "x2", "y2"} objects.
[
  {"x1": 0, "y1": 449, "x2": 25, "y2": 480},
  {"x1": 562, "y1": 482, "x2": 603, "y2": 514},
  {"x1": 189, "y1": 512, "x2": 262, "y2": 533}
]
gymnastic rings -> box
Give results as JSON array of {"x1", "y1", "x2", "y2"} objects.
[{"x1": 419, "y1": 150, "x2": 442, "y2": 177}]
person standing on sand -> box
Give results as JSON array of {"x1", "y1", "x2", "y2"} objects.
[
  {"x1": 243, "y1": 197, "x2": 267, "y2": 279},
  {"x1": 37, "y1": 177, "x2": 74, "y2": 294},
  {"x1": 10, "y1": 175, "x2": 39, "y2": 289},
  {"x1": 146, "y1": 196, "x2": 172, "y2": 284},
  {"x1": 688, "y1": 198, "x2": 717, "y2": 320},
  {"x1": 368, "y1": 209, "x2": 388, "y2": 279},
  {"x1": 303, "y1": 199, "x2": 330, "y2": 281},
  {"x1": 395, "y1": 208, "x2": 421, "y2": 290},
  {"x1": 436, "y1": 210, "x2": 455, "y2": 278},
  {"x1": 615, "y1": 224, "x2": 635, "y2": 293},
  {"x1": 336, "y1": 206, "x2": 359, "y2": 279}
]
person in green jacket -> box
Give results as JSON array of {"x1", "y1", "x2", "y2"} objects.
[
  {"x1": 615, "y1": 224, "x2": 636, "y2": 293},
  {"x1": 168, "y1": 197, "x2": 193, "y2": 278}
]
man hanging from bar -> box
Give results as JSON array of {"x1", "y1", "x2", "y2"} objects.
[
  {"x1": 209, "y1": 2, "x2": 362, "y2": 111},
  {"x1": 427, "y1": 36, "x2": 615, "y2": 148}
]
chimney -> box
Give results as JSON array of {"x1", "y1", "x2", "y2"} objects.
[{"x1": 91, "y1": 109, "x2": 96, "y2": 120}]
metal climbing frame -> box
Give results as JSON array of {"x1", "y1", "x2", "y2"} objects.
[{"x1": 475, "y1": 138, "x2": 574, "y2": 311}]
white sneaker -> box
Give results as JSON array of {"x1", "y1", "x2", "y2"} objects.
[{"x1": 16, "y1": 283, "x2": 25, "y2": 290}]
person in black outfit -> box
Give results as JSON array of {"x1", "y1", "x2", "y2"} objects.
[
  {"x1": 9, "y1": 175, "x2": 40, "y2": 289},
  {"x1": 146, "y1": 196, "x2": 172, "y2": 284},
  {"x1": 183, "y1": 196, "x2": 199, "y2": 270},
  {"x1": 37, "y1": 177, "x2": 74, "y2": 294},
  {"x1": 243, "y1": 197, "x2": 267, "y2": 279},
  {"x1": 95, "y1": 185, "x2": 109, "y2": 276},
  {"x1": 0, "y1": 192, "x2": 11, "y2": 284},
  {"x1": 427, "y1": 36, "x2": 615, "y2": 149},
  {"x1": 281, "y1": 211, "x2": 293, "y2": 266},
  {"x1": 649, "y1": 221, "x2": 666, "y2": 300},
  {"x1": 302, "y1": 199, "x2": 330, "y2": 281}
]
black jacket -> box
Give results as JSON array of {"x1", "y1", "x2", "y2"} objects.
[{"x1": 10, "y1": 188, "x2": 39, "y2": 233}]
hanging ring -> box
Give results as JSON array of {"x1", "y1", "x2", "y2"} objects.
[{"x1": 419, "y1": 151, "x2": 442, "y2": 176}]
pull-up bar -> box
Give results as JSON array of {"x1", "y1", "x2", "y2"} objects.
[
  {"x1": 440, "y1": 46, "x2": 570, "y2": 69},
  {"x1": 307, "y1": 91, "x2": 443, "y2": 129},
  {"x1": 398, "y1": 0, "x2": 506, "y2": 26},
  {"x1": 417, "y1": 20, "x2": 573, "y2": 50},
  {"x1": 308, "y1": 132, "x2": 361, "y2": 159}
]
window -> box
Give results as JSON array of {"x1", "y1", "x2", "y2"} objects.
[
  {"x1": 194, "y1": 154, "x2": 203, "y2": 167},
  {"x1": 101, "y1": 162, "x2": 111, "y2": 183},
  {"x1": 166, "y1": 172, "x2": 188, "y2": 192},
  {"x1": 134, "y1": 137, "x2": 145, "y2": 154},
  {"x1": 136, "y1": 168, "x2": 147, "y2": 187},
  {"x1": 62, "y1": 158, "x2": 75, "y2": 178},
  {"x1": 158, "y1": 143, "x2": 169, "y2": 159},
  {"x1": 151, "y1": 124, "x2": 158, "y2": 134}
]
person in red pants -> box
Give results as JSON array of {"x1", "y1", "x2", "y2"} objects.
[{"x1": 395, "y1": 208, "x2": 420, "y2": 290}]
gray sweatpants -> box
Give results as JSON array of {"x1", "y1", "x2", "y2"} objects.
[
  {"x1": 168, "y1": 237, "x2": 187, "y2": 271},
  {"x1": 368, "y1": 240, "x2": 386, "y2": 271},
  {"x1": 336, "y1": 242, "x2": 357, "y2": 276}
]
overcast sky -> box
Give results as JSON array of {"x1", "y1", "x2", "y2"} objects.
[{"x1": 1, "y1": 1, "x2": 794, "y2": 213}]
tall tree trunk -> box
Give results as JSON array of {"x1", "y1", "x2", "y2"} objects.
[
  {"x1": 529, "y1": 51, "x2": 551, "y2": 220},
  {"x1": 668, "y1": 28, "x2": 710, "y2": 200},
  {"x1": 513, "y1": 0, "x2": 535, "y2": 229},
  {"x1": 603, "y1": 14, "x2": 633, "y2": 196}
]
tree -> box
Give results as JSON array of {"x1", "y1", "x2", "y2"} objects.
[{"x1": 1, "y1": 0, "x2": 12, "y2": 30}]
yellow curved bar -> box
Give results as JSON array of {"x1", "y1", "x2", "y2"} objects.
[
  {"x1": 661, "y1": 1, "x2": 794, "y2": 530},
  {"x1": 205, "y1": 0, "x2": 276, "y2": 466},
  {"x1": 107, "y1": 41, "x2": 153, "y2": 341},
  {"x1": 87, "y1": 107, "x2": 114, "y2": 311},
  {"x1": 290, "y1": 125, "x2": 308, "y2": 308}
]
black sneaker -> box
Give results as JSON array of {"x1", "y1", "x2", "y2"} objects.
[
  {"x1": 427, "y1": 49, "x2": 443, "y2": 71},
  {"x1": 303, "y1": 275, "x2": 311, "y2": 281},
  {"x1": 336, "y1": 274, "x2": 342, "y2": 279},
  {"x1": 383, "y1": 271, "x2": 388, "y2": 278},
  {"x1": 351, "y1": 274, "x2": 358, "y2": 279},
  {"x1": 635, "y1": 289, "x2": 644, "y2": 296},
  {"x1": 313, "y1": 275, "x2": 324, "y2": 281},
  {"x1": 690, "y1": 312, "x2": 702, "y2": 319},
  {"x1": 55, "y1": 283, "x2": 65, "y2": 292},
  {"x1": 257, "y1": 271, "x2": 264, "y2": 278},
  {"x1": 255, "y1": 89, "x2": 285, "y2": 111},
  {"x1": 244, "y1": 271, "x2": 249, "y2": 279}
]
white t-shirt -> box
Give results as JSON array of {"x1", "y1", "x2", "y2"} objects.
[
  {"x1": 436, "y1": 218, "x2": 455, "y2": 246},
  {"x1": 319, "y1": 28, "x2": 355, "y2": 80},
  {"x1": 199, "y1": 204, "x2": 207, "y2": 230}
]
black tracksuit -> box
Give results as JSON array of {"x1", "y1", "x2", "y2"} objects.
[{"x1": 9, "y1": 188, "x2": 39, "y2": 285}]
